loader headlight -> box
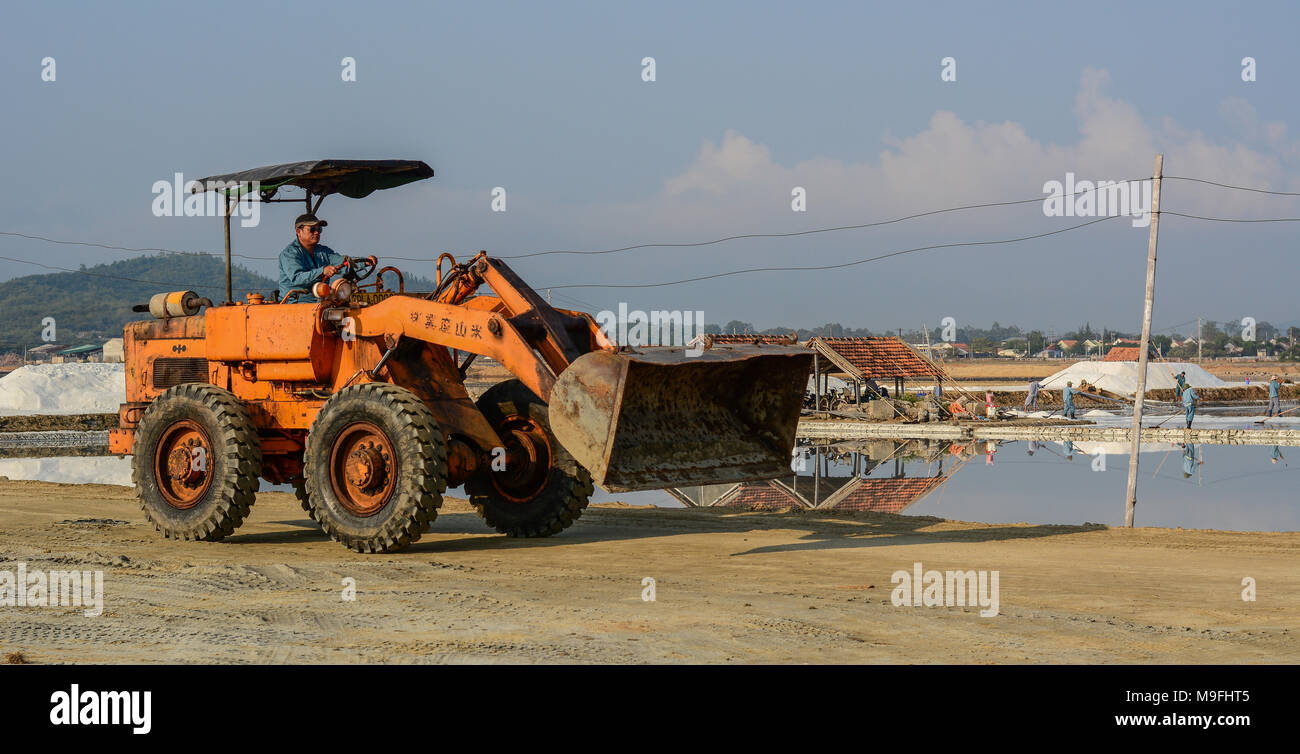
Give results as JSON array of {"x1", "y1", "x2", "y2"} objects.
[
  {"x1": 331, "y1": 278, "x2": 355, "y2": 302},
  {"x1": 312, "y1": 282, "x2": 331, "y2": 300}
]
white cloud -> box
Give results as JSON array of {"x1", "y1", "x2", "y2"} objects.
[{"x1": 586, "y1": 67, "x2": 1300, "y2": 239}]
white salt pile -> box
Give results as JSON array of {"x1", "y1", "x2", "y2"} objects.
[
  {"x1": 0, "y1": 363, "x2": 126, "y2": 414},
  {"x1": 1039, "y1": 361, "x2": 1226, "y2": 396}
]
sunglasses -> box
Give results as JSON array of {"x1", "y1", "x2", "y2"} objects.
[{"x1": 298, "y1": 226, "x2": 323, "y2": 233}]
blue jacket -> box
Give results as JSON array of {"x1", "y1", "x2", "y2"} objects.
[
  {"x1": 279, "y1": 239, "x2": 345, "y2": 302},
  {"x1": 1182, "y1": 386, "x2": 1197, "y2": 407},
  {"x1": 1269, "y1": 379, "x2": 1280, "y2": 398}
]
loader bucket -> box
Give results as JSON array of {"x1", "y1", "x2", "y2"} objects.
[{"x1": 548, "y1": 346, "x2": 814, "y2": 491}]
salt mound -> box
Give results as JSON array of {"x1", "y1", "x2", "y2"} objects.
[
  {"x1": 1039, "y1": 361, "x2": 1225, "y2": 396},
  {"x1": 0, "y1": 363, "x2": 125, "y2": 414}
]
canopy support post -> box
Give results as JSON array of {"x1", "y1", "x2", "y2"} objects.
[{"x1": 223, "y1": 192, "x2": 233, "y2": 306}]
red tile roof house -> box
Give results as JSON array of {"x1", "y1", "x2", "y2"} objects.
[{"x1": 1103, "y1": 345, "x2": 1158, "y2": 362}]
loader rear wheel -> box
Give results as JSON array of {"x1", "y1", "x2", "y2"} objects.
[
  {"x1": 132, "y1": 384, "x2": 261, "y2": 542},
  {"x1": 303, "y1": 383, "x2": 447, "y2": 553},
  {"x1": 466, "y1": 380, "x2": 593, "y2": 537}
]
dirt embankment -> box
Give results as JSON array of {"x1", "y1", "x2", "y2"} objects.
[{"x1": 0, "y1": 479, "x2": 1295, "y2": 664}]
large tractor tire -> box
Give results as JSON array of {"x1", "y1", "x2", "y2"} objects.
[
  {"x1": 132, "y1": 384, "x2": 262, "y2": 542},
  {"x1": 303, "y1": 383, "x2": 447, "y2": 553},
  {"x1": 465, "y1": 380, "x2": 593, "y2": 537}
]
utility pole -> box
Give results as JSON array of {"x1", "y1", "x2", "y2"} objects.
[
  {"x1": 1125, "y1": 155, "x2": 1162, "y2": 528},
  {"x1": 1197, "y1": 318, "x2": 1202, "y2": 363}
]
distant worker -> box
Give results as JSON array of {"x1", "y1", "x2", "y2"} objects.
[
  {"x1": 1265, "y1": 375, "x2": 1282, "y2": 418},
  {"x1": 1174, "y1": 371, "x2": 1187, "y2": 399},
  {"x1": 864, "y1": 378, "x2": 883, "y2": 400},
  {"x1": 1182, "y1": 384, "x2": 1198, "y2": 428},
  {"x1": 1062, "y1": 381, "x2": 1079, "y2": 420},
  {"x1": 1025, "y1": 379, "x2": 1041, "y2": 410}
]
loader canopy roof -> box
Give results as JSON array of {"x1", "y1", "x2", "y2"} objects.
[{"x1": 194, "y1": 159, "x2": 434, "y2": 200}]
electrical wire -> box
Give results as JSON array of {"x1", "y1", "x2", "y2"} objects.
[
  {"x1": 3, "y1": 171, "x2": 1296, "y2": 296},
  {"x1": 0, "y1": 231, "x2": 275, "y2": 261},
  {"x1": 1161, "y1": 210, "x2": 1300, "y2": 223},
  {"x1": 544, "y1": 215, "x2": 1123, "y2": 290},
  {"x1": 1163, "y1": 176, "x2": 1300, "y2": 197},
  {"x1": 0, "y1": 254, "x2": 274, "y2": 294},
  {"x1": 497, "y1": 180, "x2": 1146, "y2": 260}
]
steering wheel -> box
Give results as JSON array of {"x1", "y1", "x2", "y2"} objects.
[{"x1": 336, "y1": 255, "x2": 377, "y2": 285}]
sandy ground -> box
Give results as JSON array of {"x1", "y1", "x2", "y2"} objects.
[{"x1": 0, "y1": 479, "x2": 1295, "y2": 664}]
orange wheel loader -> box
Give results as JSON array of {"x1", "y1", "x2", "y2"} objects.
[{"x1": 108, "y1": 160, "x2": 812, "y2": 553}]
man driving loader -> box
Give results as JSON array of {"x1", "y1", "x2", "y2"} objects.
[{"x1": 278, "y1": 213, "x2": 375, "y2": 302}]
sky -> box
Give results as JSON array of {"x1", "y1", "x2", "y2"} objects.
[{"x1": 1, "y1": 0, "x2": 1298, "y2": 335}]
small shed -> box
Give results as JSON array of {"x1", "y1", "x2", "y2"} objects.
[
  {"x1": 53, "y1": 343, "x2": 104, "y2": 363},
  {"x1": 806, "y1": 336, "x2": 943, "y2": 408}
]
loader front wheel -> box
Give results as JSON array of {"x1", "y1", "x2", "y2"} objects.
[
  {"x1": 132, "y1": 384, "x2": 261, "y2": 542},
  {"x1": 303, "y1": 383, "x2": 447, "y2": 553},
  {"x1": 466, "y1": 380, "x2": 593, "y2": 537}
]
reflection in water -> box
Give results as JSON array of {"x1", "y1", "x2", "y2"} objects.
[
  {"x1": 669, "y1": 438, "x2": 1300, "y2": 532},
  {"x1": 668, "y1": 439, "x2": 965, "y2": 514},
  {"x1": 4, "y1": 437, "x2": 1297, "y2": 532}
]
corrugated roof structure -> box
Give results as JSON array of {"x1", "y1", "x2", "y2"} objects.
[{"x1": 807, "y1": 337, "x2": 942, "y2": 380}]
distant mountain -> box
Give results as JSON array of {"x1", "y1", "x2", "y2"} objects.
[{"x1": 0, "y1": 253, "x2": 437, "y2": 354}]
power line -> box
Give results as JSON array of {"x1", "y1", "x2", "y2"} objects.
[
  {"x1": 498, "y1": 180, "x2": 1146, "y2": 260},
  {"x1": 6, "y1": 172, "x2": 1298, "y2": 271},
  {"x1": 1164, "y1": 176, "x2": 1300, "y2": 197},
  {"x1": 1161, "y1": 210, "x2": 1300, "y2": 223},
  {"x1": 0, "y1": 254, "x2": 274, "y2": 293},
  {"x1": 0, "y1": 231, "x2": 276, "y2": 261},
  {"x1": 544, "y1": 215, "x2": 1123, "y2": 290}
]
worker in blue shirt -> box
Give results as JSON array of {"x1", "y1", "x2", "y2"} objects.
[
  {"x1": 1062, "y1": 381, "x2": 1079, "y2": 419},
  {"x1": 278, "y1": 214, "x2": 376, "y2": 302},
  {"x1": 1174, "y1": 371, "x2": 1187, "y2": 399},
  {"x1": 1265, "y1": 375, "x2": 1281, "y2": 418},
  {"x1": 1182, "y1": 384, "x2": 1198, "y2": 428}
]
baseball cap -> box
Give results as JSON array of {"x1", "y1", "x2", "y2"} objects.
[{"x1": 295, "y1": 213, "x2": 328, "y2": 228}]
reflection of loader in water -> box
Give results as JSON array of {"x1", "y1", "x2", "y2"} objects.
[{"x1": 108, "y1": 159, "x2": 812, "y2": 553}]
